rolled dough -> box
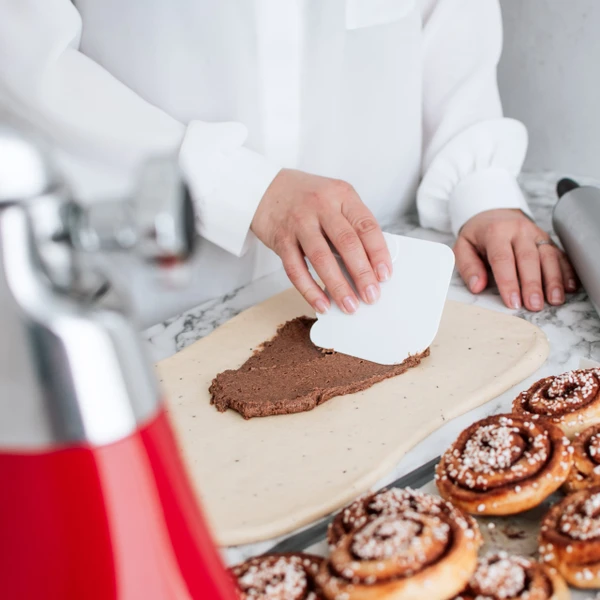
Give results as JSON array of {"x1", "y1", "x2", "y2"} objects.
[{"x1": 157, "y1": 289, "x2": 549, "y2": 546}]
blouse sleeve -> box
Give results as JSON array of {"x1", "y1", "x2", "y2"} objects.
[
  {"x1": 0, "y1": 0, "x2": 280, "y2": 256},
  {"x1": 416, "y1": 0, "x2": 531, "y2": 235}
]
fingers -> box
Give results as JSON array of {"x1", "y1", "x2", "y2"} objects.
[
  {"x1": 279, "y1": 242, "x2": 331, "y2": 315},
  {"x1": 454, "y1": 236, "x2": 488, "y2": 294},
  {"x1": 462, "y1": 207, "x2": 578, "y2": 310},
  {"x1": 321, "y1": 212, "x2": 381, "y2": 306},
  {"x1": 538, "y1": 244, "x2": 565, "y2": 306},
  {"x1": 296, "y1": 225, "x2": 361, "y2": 314},
  {"x1": 513, "y1": 237, "x2": 545, "y2": 311},
  {"x1": 485, "y1": 235, "x2": 522, "y2": 310},
  {"x1": 558, "y1": 251, "x2": 579, "y2": 293},
  {"x1": 341, "y1": 194, "x2": 392, "y2": 283}
]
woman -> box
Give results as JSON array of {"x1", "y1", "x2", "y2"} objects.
[{"x1": 0, "y1": 0, "x2": 576, "y2": 316}]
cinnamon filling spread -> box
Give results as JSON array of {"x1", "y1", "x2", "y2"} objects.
[{"x1": 210, "y1": 316, "x2": 428, "y2": 419}]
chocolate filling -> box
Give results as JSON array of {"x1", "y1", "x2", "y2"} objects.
[{"x1": 209, "y1": 317, "x2": 429, "y2": 419}]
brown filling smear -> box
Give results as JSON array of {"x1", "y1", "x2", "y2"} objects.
[{"x1": 210, "y1": 316, "x2": 428, "y2": 419}]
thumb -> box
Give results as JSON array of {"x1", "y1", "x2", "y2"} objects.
[{"x1": 454, "y1": 236, "x2": 488, "y2": 294}]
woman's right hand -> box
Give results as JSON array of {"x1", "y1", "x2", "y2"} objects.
[{"x1": 251, "y1": 169, "x2": 392, "y2": 315}]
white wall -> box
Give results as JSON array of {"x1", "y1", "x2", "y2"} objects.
[
  {"x1": 2, "y1": 5, "x2": 595, "y2": 177},
  {"x1": 498, "y1": 0, "x2": 600, "y2": 178}
]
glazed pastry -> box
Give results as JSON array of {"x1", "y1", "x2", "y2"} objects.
[
  {"x1": 327, "y1": 486, "x2": 480, "y2": 547},
  {"x1": 232, "y1": 553, "x2": 325, "y2": 599},
  {"x1": 563, "y1": 423, "x2": 600, "y2": 493},
  {"x1": 317, "y1": 495, "x2": 481, "y2": 600},
  {"x1": 436, "y1": 414, "x2": 573, "y2": 515},
  {"x1": 513, "y1": 368, "x2": 600, "y2": 438},
  {"x1": 539, "y1": 487, "x2": 600, "y2": 588},
  {"x1": 452, "y1": 553, "x2": 570, "y2": 600}
]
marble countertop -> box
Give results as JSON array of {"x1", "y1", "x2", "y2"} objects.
[{"x1": 144, "y1": 171, "x2": 600, "y2": 560}]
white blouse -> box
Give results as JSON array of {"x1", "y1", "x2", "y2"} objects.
[{"x1": 0, "y1": 0, "x2": 530, "y2": 321}]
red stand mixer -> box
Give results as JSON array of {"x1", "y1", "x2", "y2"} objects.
[{"x1": 0, "y1": 125, "x2": 238, "y2": 599}]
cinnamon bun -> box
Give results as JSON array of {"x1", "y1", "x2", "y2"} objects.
[
  {"x1": 232, "y1": 553, "x2": 324, "y2": 599},
  {"x1": 317, "y1": 493, "x2": 481, "y2": 600},
  {"x1": 452, "y1": 553, "x2": 570, "y2": 600},
  {"x1": 436, "y1": 414, "x2": 573, "y2": 515},
  {"x1": 513, "y1": 368, "x2": 600, "y2": 438},
  {"x1": 328, "y1": 487, "x2": 480, "y2": 548},
  {"x1": 540, "y1": 487, "x2": 600, "y2": 588},
  {"x1": 563, "y1": 424, "x2": 600, "y2": 493}
]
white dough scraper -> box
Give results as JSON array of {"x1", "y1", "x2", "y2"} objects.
[{"x1": 310, "y1": 233, "x2": 455, "y2": 365}]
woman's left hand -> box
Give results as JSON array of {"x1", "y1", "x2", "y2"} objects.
[{"x1": 454, "y1": 209, "x2": 578, "y2": 311}]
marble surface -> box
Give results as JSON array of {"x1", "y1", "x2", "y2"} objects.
[{"x1": 144, "y1": 171, "x2": 600, "y2": 563}]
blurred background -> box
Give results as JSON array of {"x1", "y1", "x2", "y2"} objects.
[
  {"x1": 2, "y1": 3, "x2": 595, "y2": 181},
  {"x1": 1, "y1": 1, "x2": 595, "y2": 326},
  {"x1": 2, "y1": 3, "x2": 592, "y2": 182},
  {"x1": 499, "y1": 0, "x2": 600, "y2": 177}
]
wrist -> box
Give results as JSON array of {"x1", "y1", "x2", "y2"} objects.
[{"x1": 450, "y1": 169, "x2": 532, "y2": 236}]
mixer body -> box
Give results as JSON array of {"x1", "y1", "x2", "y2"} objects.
[{"x1": 0, "y1": 125, "x2": 236, "y2": 599}]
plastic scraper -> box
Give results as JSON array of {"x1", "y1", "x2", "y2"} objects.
[{"x1": 310, "y1": 232, "x2": 455, "y2": 365}]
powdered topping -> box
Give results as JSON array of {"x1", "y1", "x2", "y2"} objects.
[
  {"x1": 233, "y1": 555, "x2": 321, "y2": 600},
  {"x1": 515, "y1": 368, "x2": 600, "y2": 419},
  {"x1": 441, "y1": 415, "x2": 553, "y2": 491},
  {"x1": 329, "y1": 487, "x2": 477, "y2": 548},
  {"x1": 564, "y1": 425, "x2": 600, "y2": 492},
  {"x1": 368, "y1": 488, "x2": 444, "y2": 517},
  {"x1": 470, "y1": 555, "x2": 528, "y2": 598},
  {"x1": 584, "y1": 493, "x2": 600, "y2": 516},
  {"x1": 589, "y1": 434, "x2": 600, "y2": 462},
  {"x1": 463, "y1": 425, "x2": 525, "y2": 472},
  {"x1": 332, "y1": 512, "x2": 452, "y2": 582},
  {"x1": 352, "y1": 517, "x2": 422, "y2": 560},
  {"x1": 461, "y1": 554, "x2": 556, "y2": 600},
  {"x1": 558, "y1": 492, "x2": 600, "y2": 541}
]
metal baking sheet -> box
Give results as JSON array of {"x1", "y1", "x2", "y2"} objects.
[
  {"x1": 269, "y1": 456, "x2": 597, "y2": 599},
  {"x1": 267, "y1": 456, "x2": 439, "y2": 554}
]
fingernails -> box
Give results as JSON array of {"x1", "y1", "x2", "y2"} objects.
[
  {"x1": 376, "y1": 263, "x2": 391, "y2": 282},
  {"x1": 510, "y1": 292, "x2": 522, "y2": 310},
  {"x1": 315, "y1": 299, "x2": 329, "y2": 314},
  {"x1": 530, "y1": 293, "x2": 542, "y2": 310},
  {"x1": 568, "y1": 279, "x2": 577, "y2": 291},
  {"x1": 551, "y1": 288, "x2": 563, "y2": 305},
  {"x1": 342, "y1": 296, "x2": 359, "y2": 314},
  {"x1": 468, "y1": 275, "x2": 479, "y2": 292},
  {"x1": 365, "y1": 284, "x2": 380, "y2": 304}
]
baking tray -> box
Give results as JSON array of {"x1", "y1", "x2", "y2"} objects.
[
  {"x1": 268, "y1": 456, "x2": 439, "y2": 554},
  {"x1": 268, "y1": 456, "x2": 596, "y2": 599}
]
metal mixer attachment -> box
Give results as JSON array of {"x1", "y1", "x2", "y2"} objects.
[
  {"x1": 0, "y1": 125, "x2": 195, "y2": 302},
  {"x1": 0, "y1": 123, "x2": 197, "y2": 449}
]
